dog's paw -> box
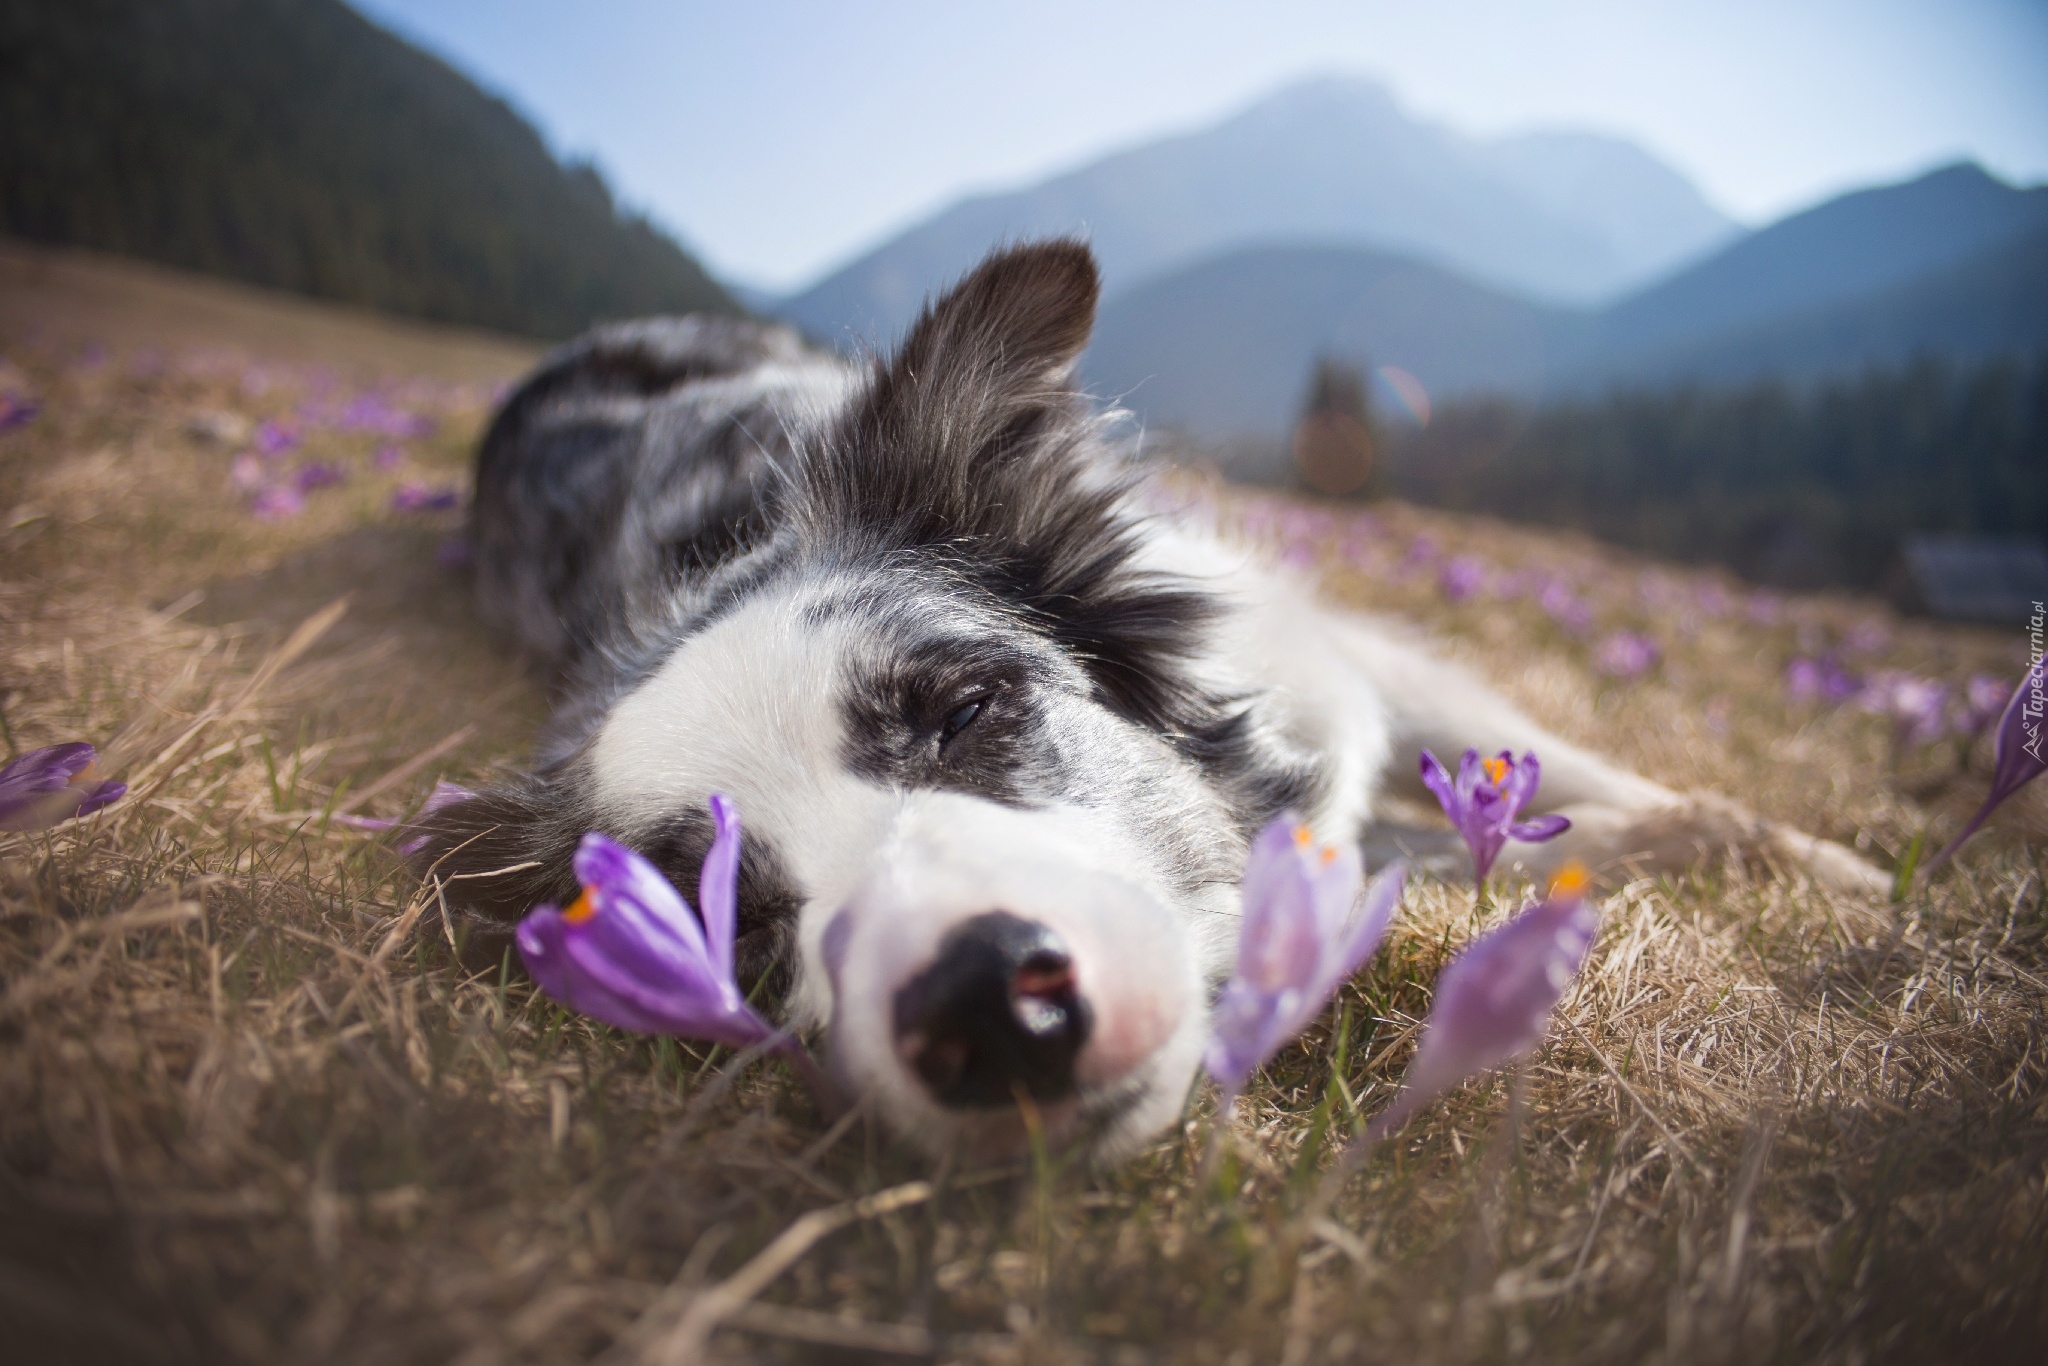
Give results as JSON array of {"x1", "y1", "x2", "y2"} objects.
[
  {"x1": 1498, "y1": 795, "x2": 1889, "y2": 898},
  {"x1": 1758, "y1": 819, "x2": 1891, "y2": 897}
]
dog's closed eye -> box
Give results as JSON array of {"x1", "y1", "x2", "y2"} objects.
[{"x1": 940, "y1": 696, "x2": 988, "y2": 748}]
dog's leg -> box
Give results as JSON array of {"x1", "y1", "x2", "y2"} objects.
[{"x1": 1326, "y1": 615, "x2": 1887, "y2": 895}]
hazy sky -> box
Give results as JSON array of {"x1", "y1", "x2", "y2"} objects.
[{"x1": 352, "y1": 0, "x2": 2048, "y2": 291}]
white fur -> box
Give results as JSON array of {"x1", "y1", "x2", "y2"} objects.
[{"x1": 586, "y1": 475, "x2": 1882, "y2": 1165}]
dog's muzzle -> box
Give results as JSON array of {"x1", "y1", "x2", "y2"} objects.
[
  {"x1": 892, "y1": 911, "x2": 1093, "y2": 1107},
  {"x1": 812, "y1": 795, "x2": 1206, "y2": 1158}
]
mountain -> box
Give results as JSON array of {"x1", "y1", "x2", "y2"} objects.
[
  {"x1": 1610, "y1": 224, "x2": 2048, "y2": 387},
  {"x1": 1085, "y1": 162, "x2": 2048, "y2": 440},
  {"x1": 777, "y1": 75, "x2": 1734, "y2": 347},
  {"x1": 1084, "y1": 245, "x2": 1577, "y2": 439},
  {"x1": 0, "y1": 0, "x2": 735, "y2": 339},
  {"x1": 1565, "y1": 162, "x2": 2048, "y2": 387}
]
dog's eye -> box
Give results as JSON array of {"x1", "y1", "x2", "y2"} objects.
[{"x1": 940, "y1": 697, "x2": 986, "y2": 745}]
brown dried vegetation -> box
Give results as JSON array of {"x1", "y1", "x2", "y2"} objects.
[{"x1": 1, "y1": 259, "x2": 2044, "y2": 1363}]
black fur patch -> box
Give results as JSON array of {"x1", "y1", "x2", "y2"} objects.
[
  {"x1": 835, "y1": 618, "x2": 1057, "y2": 806},
  {"x1": 791, "y1": 241, "x2": 1234, "y2": 750},
  {"x1": 404, "y1": 774, "x2": 586, "y2": 961}
]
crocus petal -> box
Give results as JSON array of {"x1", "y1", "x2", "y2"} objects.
[
  {"x1": 515, "y1": 906, "x2": 576, "y2": 1000},
  {"x1": 1205, "y1": 817, "x2": 1407, "y2": 1095},
  {"x1": 574, "y1": 833, "x2": 712, "y2": 964},
  {"x1": 517, "y1": 827, "x2": 779, "y2": 1049},
  {"x1": 1311, "y1": 861, "x2": 1409, "y2": 1007},
  {"x1": 73, "y1": 780, "x2": 126, "y2": 819},
  {"x1": 555, "y1": 928, "x2": 767, "y2": 1044},
  {"x1": 1419, "y1": 749, "x2": 1458, "y2": 810},
  {"x1": 700, "y1": 793, "x2": 741, "y2": 976},
  {"x1": 1926, "y1": 654, "x2": 2048, "y2": 871},
  {"x1": 568, "y1": 832, "x2": 743, "y2": 1015},
  {"x1": 0, "y1": 744, "x2": 124, "y2": 831},
  {"x1": 1500, "y1": 750, "x2": 1541, "y2": 813},
  {"x1": 519, "y1": 907, "x2": 726, "y2": 1037},
  {"x1": 419, "y1": 780, "x2": 475, "y2": 818},
  {"x1": 1455, "y1": 748, "x2": 1488, "y2": 802},
  {"x1": 0, "y1": 742, "x2": 96, "y2": 803},
  {"x1": 1235, "y1": 819, "x2": 1324, "y2": 993},
  {"x1": 1373, "y1": 869, "x2": 1598, "y2": 1135},
  {"x1": 1987, "y1": 654, "x2": 2048, "y2": 806},
  {"x1": 1507, "y1": 813, "x2": 1571, "y2": 843}
]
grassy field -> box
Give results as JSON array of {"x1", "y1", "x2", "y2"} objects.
[{"x1": 1, "y1": 246, "x2": 2043, "y2": 1364}]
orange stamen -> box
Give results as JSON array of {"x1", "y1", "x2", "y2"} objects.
[
  {"x1": 1548, "y1": 862, "x2": 1590, "y2": 898},
  {"x1": 1293, "y1": 824, "x2": 1313, "y2": 848},
  {"x1": 1482, "y1": 756, "x2": 1509, "y2": 785},
  {"x1": 562, "y1": 887, "x2": 598, "y2": 924}
]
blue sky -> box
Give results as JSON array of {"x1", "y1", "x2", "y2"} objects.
[{"x1": 352, "y1": 0, "x2": 2048, "y2": 291}]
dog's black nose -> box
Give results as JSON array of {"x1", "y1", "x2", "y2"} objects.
[{"x1": 891, "y1": 912, "x2": 1093, "y2": 1109}]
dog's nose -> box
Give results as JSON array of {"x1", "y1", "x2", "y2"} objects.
[{"x1": 891, "y1": 911, "x2": 1093, "y2": 1108}]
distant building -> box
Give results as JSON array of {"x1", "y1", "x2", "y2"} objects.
[{"x1": 1901, "y1": 533, "x2": 2048, "y2": 623}]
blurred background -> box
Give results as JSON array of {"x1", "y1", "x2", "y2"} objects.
[{"x1": 4, "y1": 0, "x2": 2046, "y2": 613}]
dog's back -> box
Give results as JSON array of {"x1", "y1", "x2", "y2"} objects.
[{"x1": 470, "y1": 315, "x2": 853, "y2": 671}]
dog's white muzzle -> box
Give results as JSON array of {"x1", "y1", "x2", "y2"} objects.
[{"x1": 810, "y1": 794, "x2": 1206, "y2": 1161}]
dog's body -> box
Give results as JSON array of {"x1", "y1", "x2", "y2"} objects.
[{"x1": 419, "y1": 242, "x2": 1880, "y2": 1161}]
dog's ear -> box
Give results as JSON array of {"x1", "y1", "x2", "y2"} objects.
[
  {"x1": 796, "y1": 239, "x2": 1102, "y2": 546},
  {"x1": 796, "y1": 239, "x2": 1237, "y2": 744},
  {"x1": 888, "y1": 236, "x2": 1099, "y2": 393},
  {"x1": 404, "y1": 778, "x2": 582, "y2": 959}
]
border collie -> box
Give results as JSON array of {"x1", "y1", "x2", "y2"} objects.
[{"x1": 414, "y1": 241, "x2": 1882, "y2": 1163}]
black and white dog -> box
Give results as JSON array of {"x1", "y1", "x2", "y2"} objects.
[{"x1": 416, "y1": 241, "x2": 1881, "y2": 1162}]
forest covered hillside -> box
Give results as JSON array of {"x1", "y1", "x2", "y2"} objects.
[{"x1": 0, "y1": 0, "x2": 736, "y2": 338}]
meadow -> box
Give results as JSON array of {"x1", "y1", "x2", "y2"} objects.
[{"x1": 1, "y1": 244, "x2": 2042, "y2": 1364}]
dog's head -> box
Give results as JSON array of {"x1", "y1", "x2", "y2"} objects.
[{"x1": 418, "y1": 242, "x2": 1318, "y2": 1161}]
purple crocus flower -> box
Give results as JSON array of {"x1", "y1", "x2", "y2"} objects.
[
  {"x1": 0, "y1": 390, "x2": 37, "y2": 433},
  {"x1": 1419, "y1": 749, "x2": 1571, "y2": 883},
  {"x1": 253, "y1": 420, "x2": 299, "y2": 458},
  {"x1": 1954, "y1": 674, "x2": 2011, "y2": 740},
  {"x1": 1204, "y1": 817, "x2": 1408, "y2": 1100},
  {"x1": 293, "y1": 460, "x2": 347, "y2": 492},
  {"x1": 1539, "y1": 580, "x2": 1594, "y2": 636},
  {"x1": 1861, "y1": 671, "x2": 1950, "y2": 747},
  {"x1": 1785, "y1": 654, "x2": 1862, "y2": 705},
  {"x1": 1924, "y1": 655, "x2": 2048, "y2": 872},
  {"x1": 340, "y1": 780, "x2": 477, "y2": 845},
  {"x1": 250, "y1": 484, "x2": 306, "y2": 521},
  {"x1": 0, "y1": 743, "x2": 126, "y2": 832},
  {"x1": 516, "y1": 797, "x2": 776, "y2": 1049},
  {"x1": 1438, "y1": 556, "x2": 1488, "y2": 602},
  {"x1": 1844, "y1": 620, "x2": 1891, "y2": 655},
  {"x1": 1593, "y1": 631, "x2": 1660, "y2": 679},
  {"x1": 1363, "y1": 865, "x2": 1598, "y2": 1139},
  {"x1": 391, "y1": 482, "x2": 461, "y2": 513}
]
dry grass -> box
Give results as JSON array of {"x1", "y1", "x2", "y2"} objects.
[{"x1": 2, "y1": 265, "x2": 2044, "y2": 1364}]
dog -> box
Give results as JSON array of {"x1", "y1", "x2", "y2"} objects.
[{"x1": 413, "y1": 240, "x2": 1883, "y2": 1163}]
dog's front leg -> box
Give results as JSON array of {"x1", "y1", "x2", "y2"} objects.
[{"x1": 1325, "y1": 614, "x2": 1886, "y2": 895}]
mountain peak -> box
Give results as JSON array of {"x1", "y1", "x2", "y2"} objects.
[
  {"x1": 1230, "y1": 73, "x2": 1406, "y2": 124},
  {"x1": 777, "y1": 73, "x2": 1733, "y2": 345}
]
